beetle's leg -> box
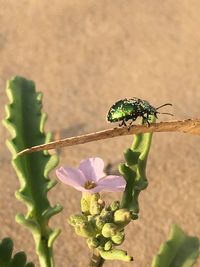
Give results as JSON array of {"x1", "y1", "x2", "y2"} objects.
[
  {"x1": 123, "y1": 120, "x2": 127, "y2": 126},
  {"x1": 143, "y1": 117, "x2": 150, "y2": 127},
  {"x1": 142, "y1": 115, "x2": 150, "y2": 127},
  {"x1": 127, "y1": 117, "x2": 137, "y2": 130},
  {"x1": 119, "y1": 120, "x2": 127, "y2": 127},
  {"x1": 146, "y1": 113, "x2": 151, "y2": 127},
  {"x1": 127, "y1": 121, "x2": 133, "y2": 131}
]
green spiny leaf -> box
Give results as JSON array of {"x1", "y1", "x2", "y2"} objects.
[
  {"x1": 0, "y1": 238, "x2": 13, "y2": 266},
  {"x1": 0, "y1": 238, "x2": 34, "y2": 267},
  {"x1": 3, "y1": 76, "x2": 63, "y2": 267},
  {"x1": 11, "y1": 252, "x2": 27, "y2": 267},
  {"x1": 151, "y1": 224, "x2": 200, "y2": 267}
]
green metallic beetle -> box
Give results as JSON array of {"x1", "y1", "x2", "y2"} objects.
[{"x1": 107, "y1": 97, "x2": 173, "y2": 127}]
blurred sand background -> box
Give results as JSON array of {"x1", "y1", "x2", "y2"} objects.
[{"x1": 0, "y1": 1, "x2": 200, "y2": 266}]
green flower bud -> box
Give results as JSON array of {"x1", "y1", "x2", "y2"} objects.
[
  {"x1": 75, "y1": 221, "x2": 96, "y2": 238},
  {"x1": 104, "y1": 240, "x2": 113, "y2": 251},
  {"x1": 99, "y1": 249, "x2": 133, "y2": 262},
  {"x1": 100, "y1": 209, "x2": 113, "y2": 222},
  {"x1": 87, "y1": 215, "x2": 96, "y2": 223},
  {"x1": 95, "y1": 216, "x2": 106, "y2": 231},
  {"x1": 81, "y1": 195, "x2": 91, "y2": 214},
  {"x1": 89, "y1": 194, "x2": 105, "y2": 215},
  {"x1": 109, "y1": 201, "x2": 120, "y2": 211},
  {"x1": 114, "y1": 209, "x2": 131, "y2": 227},
  {"x1": 90, "y1": 193, "x2": 100, "y2": 202},
  {"x1": 68, "y1": 214, "x2": 87, "y2": 226},
  {"x1": 87, "y1": 237, "x2": 99, "y2": 249},
  {"x1": 102, "y1": 223, "x2": 118, "y2": 238},
  {"x1": 111, "y1": 230, "x2": 125, "y2": 245}
]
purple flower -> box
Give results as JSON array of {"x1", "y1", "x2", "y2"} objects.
[{"x1": 56, "y1": 157, "x2": 126, "y2": 193}]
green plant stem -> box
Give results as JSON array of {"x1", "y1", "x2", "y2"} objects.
[
  {"x1": 89, "y1": 251, "x2": 105, "y2": 267},
  {"x1": 34, "y1": 239, "x2": 53, "y2": 267}
]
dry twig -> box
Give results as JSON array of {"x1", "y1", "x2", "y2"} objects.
[{"x1": 17, "y1": 119, "x2": 200, "y2": 156}]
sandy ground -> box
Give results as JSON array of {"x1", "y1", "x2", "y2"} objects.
[{"x1": 0, "y1": 1, "x2": 200, "y2": 266}]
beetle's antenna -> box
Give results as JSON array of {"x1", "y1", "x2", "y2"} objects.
[
  {"x1": 157, "y1": 112, "x2": 174, "y2": 116},
  {"x1": 156, "y1": 103, "x2": 172, "y2": 110}
]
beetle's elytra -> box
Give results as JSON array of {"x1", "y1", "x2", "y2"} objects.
[{"x1": 107, "y1": 97, "x2": 173, "y2": 127}]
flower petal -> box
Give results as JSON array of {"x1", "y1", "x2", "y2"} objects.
[
  {"x1": 56, "y1": 167, "x2": 87, "y2": 190},
  {"x1": 97, "y1": 175, "x2": 126, "y2": 192},
  {"x1": 79, "y1": 157, "x2": 105, "y2": 182}
]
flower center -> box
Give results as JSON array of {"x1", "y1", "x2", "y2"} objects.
[{"x1": 84, "y1": 180, "x2": 97, "y2": 189}]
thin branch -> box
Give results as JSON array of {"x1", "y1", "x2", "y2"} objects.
[
  {"x1": 89, "y1": 252, "x2": 105, "y2": 267},
  {"x1": 17, "y1": 119, "x2": 200, "y2": 156}
]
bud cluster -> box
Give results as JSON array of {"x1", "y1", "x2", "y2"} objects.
[{"x1": 68, "y1": 193, "x2": 133, "y2": 262}]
